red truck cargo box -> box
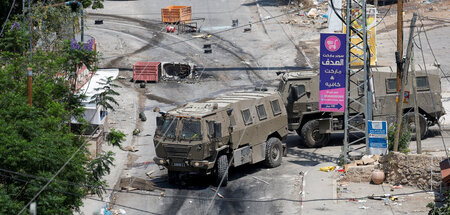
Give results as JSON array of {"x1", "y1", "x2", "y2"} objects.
[{"x1": 133, "y1": 62, "x2": 161, "y2": 82}]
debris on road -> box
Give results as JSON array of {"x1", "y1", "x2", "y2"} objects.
[
  {"x1": 252, "y1": 176, "x2": 270, "y2": 184},
  {"x1": 146, "y1": 170, "x2": 155, "y2": 179},
  {"x1": 159, "y1": 191, "x2": 165, "y2": 200},
  {"x1": 123, "y1": 146, "x2": 138, "y2": 152},
  {"x1": 192, "y1": 34, "x2": 212, "y2": 39},
  {"x1": 101, "y1": 206, "x2": 126, "y2": 215},
  {"x1": 307, "y1": 8, "x2": 318, "y2": 18},
  {"x1": 319, "y1": 166, "x2": 335, "y2": 172},
  {"x1": 130, "y1": 161, "x2": 153, "y2": 168},
  {"x1": 139, "y1": 111, "x2": 147, "y2": 121},
  {"x1": 210, "y1": 188, "x2": 224, "y2": 198},
  {"x1": 359, "y1": 206, "x2": 369, "y2": 210},
  {"x1": 390, "y1": 184, "x2": 403, "y2": 191},
  {"x1": 120, "y1": 176, "x2": 164, "y2": 192},
  {"x1": 133, "y1": 128, "x2": 140, "y2": 136}
]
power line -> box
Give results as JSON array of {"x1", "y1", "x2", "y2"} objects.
[
  {"x1": 0, "y1": 0, "x2": 17, "y2": 36},
  {"x1": 374, "y1": 4, "x2": 392, "y2": 28},
  {"x1": 418, "y1": 17, "x2": 449, "y2": 77},
  {"x1": 18, "y1": 126, "x2": 100, "y2": 214},
  {"x1": 89, "y1": 8, "x2": 300, "y2": 54},
  {"x1": 414, "y1": 22, "x2": 450, "y2": 162},
  {"x1": 0, "y1": 166, "x2": 305, "y2": 203},
  {"x1": 0, "y1": 172, "x2": 161, "y2": 215}
]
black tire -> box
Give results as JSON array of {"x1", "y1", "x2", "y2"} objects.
[
  {"x1": 404, "y1": 112, "x2": 427, "y2": 140},
  {"x1": 168, "y1": 170, "x2": 179, "y2": 184},
  {"x1": 214, "y1": 154, "x2": 228, "y2": 187},
  {"x1": 300, "y1": 120, "x2": 330, "y2": 148},
  {"x1": 264, "y1": 137, "x2": 283, "y2": 168}
]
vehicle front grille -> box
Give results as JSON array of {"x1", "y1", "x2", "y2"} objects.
[{"x1": 164, "y1": 145, "x2": 191, "y2": 158}]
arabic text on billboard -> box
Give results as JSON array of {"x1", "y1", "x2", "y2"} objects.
[{"x1": 319, "y1": 33, "x2": 346, "y2": 112}]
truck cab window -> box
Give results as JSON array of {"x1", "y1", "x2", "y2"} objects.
[
  {"x1": 181, "y1": 120, "x2": 202, "y2": 140},
  {"x1": 271, "y1": 99, "x2": 282, "y2": 115},
  {"x1": 386, "y1": 78, "x2": 397, "y2": 93},
  {"x1": 156, "y1": 118, "x2": 177, "y2": 139},
  {"x1": 296, "y1": 85, "x2": 306, "y2": 96},
  {"x1": 242, "y1": 109, "x2": 253, "y2": 125},
  {"x1": 256, "y1": 104, "x2": 267, "y2": 120}
]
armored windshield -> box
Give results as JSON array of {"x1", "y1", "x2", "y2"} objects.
[
  {"x1": 156, "y1": 118, "x2": 177, "y2": 139},
  {"x1": 181, "y1": 119, "x2": 202, "y2": 140}
]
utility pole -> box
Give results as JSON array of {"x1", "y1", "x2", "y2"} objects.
[
  {"x1": 411, "y1": 49, "x2": 422, "y2": 153},
  {"x1": 27, "y1": 67, "x2": 32, "y2": 107},
  {"x1": 396, "y1": 0, "x2": 403, "y2": 93},
  {"x1": 393, "y1": 13, "x2": 417, "y2": 151},
  {"x1": 343, "y1": 0, "x2": 371, "y2": 162},
  {"x1": 394, "y1": 0, "x2": 404, "y2": 149}
]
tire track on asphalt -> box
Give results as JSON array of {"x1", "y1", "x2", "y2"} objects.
[
  {"x1": 88, "y1": 14, "x2": 200, "y2": 68},
  {"x1": 211, "y1": 34, "x2": 266, "y2": 85}
]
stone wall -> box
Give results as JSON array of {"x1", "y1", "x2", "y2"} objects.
[
  {"x1": 339, "y1": 152, "x2": 444, "y2": 191},
  {"x1": 340, "y1": 165, "x2": 375, "y2": 183},
  {"x1": 380, "y1": 152, "x2": 442, "y2": 190}
]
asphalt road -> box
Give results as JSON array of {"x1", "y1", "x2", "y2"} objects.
[{"x1": 79, "y1": 0, "x2": 450, "y2": 214}]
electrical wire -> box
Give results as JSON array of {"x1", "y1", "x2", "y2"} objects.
[
  {"x1": 374, "y1": 4, "x2": 392, "y2": 28},
  {"x1": 1, "y1": 169, "x2": 433, "y2": 208},
  {"x1": 414, "y1": 23, "x2": 450, "y2": 162},
  {"x1": 18, "y1": 126, "x2": 100, "y2": 214},
  {"x1": 0, "y1": 166, "x2": 305, "y2": 203},
  {"x1": 0, "y1": 172, "x2": 161, "y2": 214},
  {"x1": 259, "y1": 6, "x2": 313, "y2": 68},
  {"x1": 418, "y1": 17, "x2": 449, "y2": 78},
  {"x1": 0, "y1": 0, "x2": 17, "y2": 36}
]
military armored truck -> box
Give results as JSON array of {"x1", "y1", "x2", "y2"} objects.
[
  {"x1": 153, "y1": 91, "x2": 289, "y2": 186},
  {"x1": 278, "y1": 67, "x2": 444, "y2": 148}
]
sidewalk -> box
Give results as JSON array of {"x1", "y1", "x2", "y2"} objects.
[{"x1": 301, "y1": 163, "x2": 434, "y2": 215}]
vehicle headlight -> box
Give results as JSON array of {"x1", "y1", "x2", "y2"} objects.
[{"x1": 197, "y1": 144, "x2": 202, "y2": 151}]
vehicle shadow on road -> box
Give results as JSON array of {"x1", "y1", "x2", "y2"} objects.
[
  {"x1": 284, "y1": 133, "x2": 367, "y2": 165},
  {"x1": 153, "y1": 162, "x2": 269, "y2": 190}
]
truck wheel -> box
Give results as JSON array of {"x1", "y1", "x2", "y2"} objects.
[
  {"x1": 214, "y1": 154, "x2": 228, "y2": 187},
  {"x1": 168, "y1": 170, "x2": 179, "y2": 184},
  {"x1": 264, "y1": 137, "x2": 282, "y2": 168},
  {"x1": 404, "y1": 112, "x2": 427, "y2": 140},
  {"x1": 301, "y1": 120, "x2": 330, "y2": 148}
]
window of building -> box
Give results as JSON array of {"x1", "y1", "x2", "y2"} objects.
[{"x1": 256, "y1": 104, "x2": 267, "y2": 120}]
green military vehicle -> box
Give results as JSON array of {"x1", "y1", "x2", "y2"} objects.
[
  {"x1": 153, "y1": 91, "x2": 289, "y2": 186},
  {"x1": 278, "y1": 67, "x2": 444, "y2": 148}
]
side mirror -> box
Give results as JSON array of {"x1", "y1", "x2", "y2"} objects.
[
  {"x1": 288, "y1": 86, "x2": 299, "y2": 102},
  {"x1": 214, "y1": 122, "x2": 222, "y2": 139},
  {"x1": 226, "y1": 108, "x2": 233, "y2": 116},
  {"x1": 156, "y1": 116, "x2": 164, "y2": 127}
]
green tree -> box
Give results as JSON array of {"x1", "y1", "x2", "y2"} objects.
[
  {"x1": 0, "y1": 13, "x2": 119, "y2": 214},
  {"x1": 90, "y1": 76, "x2": 121, "y2": 111}
]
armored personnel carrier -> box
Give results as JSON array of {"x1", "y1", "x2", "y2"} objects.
[
  {"x1": 278, "y1": 67, "x2": 444, "y2": 147},
  {"x1": 153, "y1": 90, "x2": 288, "y2": 186}
]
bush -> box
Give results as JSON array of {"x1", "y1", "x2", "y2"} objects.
[
  {"x1": 388, "y1": 121, "x2": 411, "y2": 153},
  {"x1": 427, "y1": 193, "x2": 450, "y2": 215}
]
